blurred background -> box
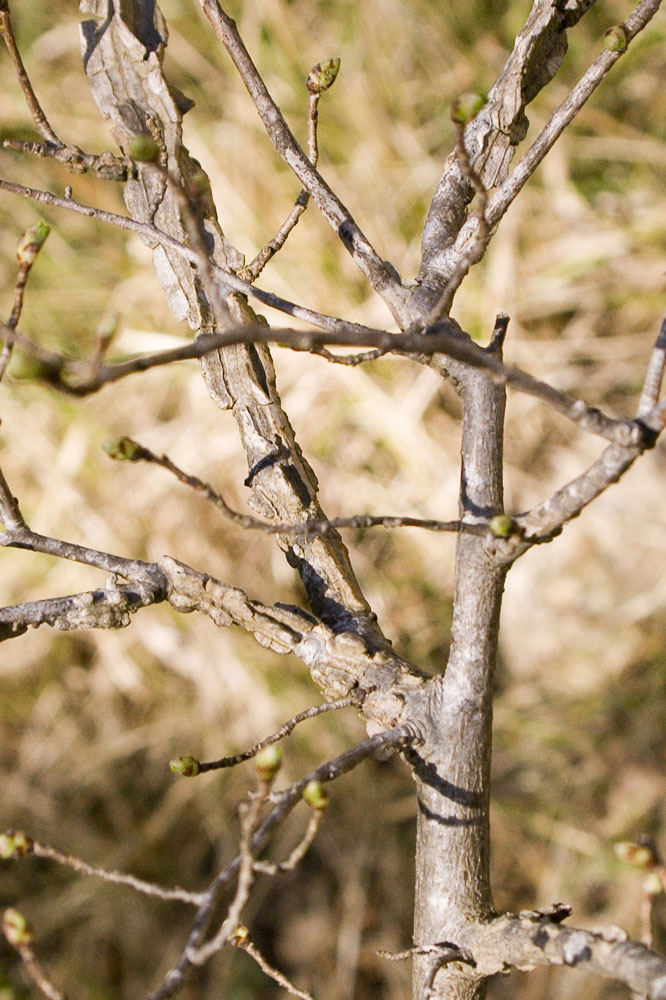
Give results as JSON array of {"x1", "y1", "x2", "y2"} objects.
[{"x1": 1, "y1": 1, "x2": 666, "y2": 998}]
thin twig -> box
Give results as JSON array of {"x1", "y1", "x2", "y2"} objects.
[
  {"x1": 0, "y1": 523, "x2": 167, "y2": 590},
  {"x1": 11, "y1": 943, "x2": 66, "y2": 1000},
  {"x1": 0, "y1": 2, "x2": 60, "y2": 145},
  {"x1": 450, "y1": 0, "x2": 662, "y2": 271},
  {"x1": 197, "y1": 0, "x2": 407, "y2": 317},
  {"x1": 0, "y1": 4, "x2": 130, "y2": 180},
  {"x1": 28, "y1": 840, "x2": 205, "y2": 906},
  {"x1": 253, "y1": 809, "x2": 324, "y2": 875},
  {"x1": 188, "y1": 777, "x2": 272, "y2": 967},
  {"x1": 0, "y1": 228, "x2": 46, "y2": 382},
  {"x1": 638, "y1": 315, "x2": 666, "y2": 418},
  {"x1": 197, "y1": 695, "x2": 360, "y2": 772},
  {"x1": 242, "y1": 82, "x2": 322, "y2": 282},
  {"x1": 0, "y1": 176, "x2": 386, "y2": 338},
  {"x1": 233, "y1": 934, "x2": 317, "y2": 1000},
  {"x1": 425, "y1": 120, "x2": 490, "y2": 323},
  {"x1": 146, "y1": 728, "x2": 413, "y2": 1000},
  {"x1": 104, "y1": 438, "x2": 486, "y2": 538},
  {"x1": 0, "y1": 462, "x2": 26, "y2": 531}
]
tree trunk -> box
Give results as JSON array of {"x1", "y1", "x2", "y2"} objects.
[{"x1": 412, "y1": 365, "x2": 506, "y2": 1000}]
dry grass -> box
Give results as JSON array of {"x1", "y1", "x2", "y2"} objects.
[{"x1": 1, "y1": 1, "x2": 666, "y2": 999}]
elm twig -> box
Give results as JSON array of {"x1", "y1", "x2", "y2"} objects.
[
  {"x1": 185, "y1": 694, "x2": 361, "y2": 774},
  {"x1": 187, "y1": 769, "x2": 275, "y2": 967},
  {"x1": 102, "y1": 436, "x2": 487, "y2": 538},
  {"x1": 0, "y1": 175, "x2": 386, "y2": 338},
  {"x1": 231, "y1": 930, "x2": 317, "y2": 1000},
  {"x1": 196, "y1": 0, "x2": 408, "y2": 318},
  {"x1": 242, "y1": 58, "x2": 340, "y2": 283},
  {"x1": 425, "y1": 114, "x2": 491, "y2": 324},
  {"x1": 2, "y1": 925, "x2": 67, "y2": 1000},
  {"x1": 252, "y1": 808, "x2": 324, "y2": 875},
  {"x1": 448, "y1": 0, "x2": 661, "y2": 276},
  {"x1": 0, "y1": 220, "x2": 50, "y2": 382},
  {"x1": 0, "y1": 173, "x2": 649, "y2": 450},
  {"x1": 0, "y1": 2, "x2": 130, "y2": 180},
  {"x1": 0, "y1": 832, "x2": 205, "y2": 905},
  {"x1": 148, "y1": 728, "x2": 413, "y2": 1000}
]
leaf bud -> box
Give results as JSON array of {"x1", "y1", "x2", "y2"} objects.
[
  {"x1": 489, "y1": 514, "x2": 515, "y2": 538},
  {"x1": 604, "y1": 25, "x2": 628, "y2": 52},
  {"x1": 302, "y1": 779, "x2": 329, "y2": 810},
  {"x1": 128, "y1": 135, "x2": 160, "y2": 163},
  {"x1": 16, "y1": 220, "x2": 50, "y2": 268},
  {"x1": 102, "y1": 437, "x2": 144, "y2": 462},
  {"x1": 169, "y1": 755, "x2": 200, "y2": 777},
  {"x1": 231, "y1": 924, "x2": 249, "y2": 944},
  {"x1": 306, "y1": 57, "x2": 341, "y2": 94},
  {"x1": 255, "y1": 745, "x2": 283, "y2": 782},
  {"x1": 2, "y1": 909, "x2": 33, "y2": 947},
  {"x1": 644, "y1": 872, "x2": 664, "y2": 897},
  {"x1": 187, "y1": 170, "x2": 211, "y2": 198},
  {"x1": 614, "y1": 840, "x2": 657, "y2": 868},
  {"x1": 0, "y1": 830, "x2": 34, "y2": 860},
  {"x1": 451, "y1": 91, "x2": 487, "y2": 125}
]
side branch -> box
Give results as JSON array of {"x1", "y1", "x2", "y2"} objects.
[
  {"x1": 457, "y1": 912, "x2": 666, "y2": 1000},
  {"x1": 197, "y1": 0, "x2": 409, "y2": 320},
  {"x1": 438, "y1": 0, "x2": 661, "y2": 291}
]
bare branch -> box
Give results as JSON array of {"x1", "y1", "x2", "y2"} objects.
[
  {"x1": 507, "y1": 314, "x2": 666, "y2": 551},
  {"x1": 101, "y1": 436, "x2": 487, "y2": 538},
  {"x1": 3, "y1": 137, "x2": 133, "y2": 180},
  {"x1": 0, "y1": 2, "x2": 61, "y2": 146},
  {"x1": 253, "y1": 808, "x2": 324, "y2": 875},
  {"x1": 419, "y1": 0, "x2": 599, "y2": 290},
  {"x1": 0, "y1": 524, "x2": 167, "y2": 592},
  {"x1": 7, "y1": 941, "x2": 66, "y2": 1000},
  {"x1": 197, "y1": 0, "x2": 408, "y2": 320},
  {"x1": 437, "y1": 0, "x2": 662, "y2": 296},
  {"x1": 638, "y1": 315, "x2": 666, "y2": 418},
  {"x1": 0, "y1": 176, "x2": 383, "y2": 337},
  {"x1": 0, "y1": 833, "x2": 204, "y2": 906},
  {"x1": 455, "y1": 911, "x2": 666, "y2": 1000},
  {"x1": 232, "y1": 932, "x2": 317, "y2": 1000},
  {"x1": 193, "y1": 695, "x2": 361, "y2": 773},
  {"x1": 0, "y1": 2, "x2": 130, "y2": 179},
  {"x1": 0, "y1": 220, "x2": 50, "y2": 382},
  {"x1": 424, "y1": 118, "x2": 491, "y2": 325},
  {"x1": 0, "y1": 585, "x2": 162, "y2": 642},
  {"x1": 241, "y1": 59, "x2": 339, "y2": 283},
  {"x1": 3, "y1": 294, "x2": 653, "y2": 452},
  {"x1": 147, "y1": 728, "x2": 413, "y2": 1000}
]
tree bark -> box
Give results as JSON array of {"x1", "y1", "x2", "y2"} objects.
[{"x1": 412, "y1": 365, "x2": 506, "y2": 1000}]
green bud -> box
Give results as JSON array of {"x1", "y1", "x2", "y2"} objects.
[
  {"x1": 129, "y1": 135, "x2": 160, "y2": 163},
  {"x1": 451, "y1": 91, "x2": 487, "y2": 125},
  {"x1": 489, "y1": 514, "x2": 515, "y2": 538},
  {"x1": 644, "y1": 872, "x2": 663, "y2": 897},
  {"x1": 0, "y1": 831, "x2": 34, "y2": 860},
  {"x1": 102, "y1": 437, "x2": 144, "y2": 462},
  {"x1": 169, "y1": 755, "x2": 200, "y2": 777},
  {"x1": 2, "y1": 909, "x2": 33, "y2": 947},
  {"x1": 255, "y1": 745, "x2": 283, "y2": 782},
  {"x1": 16, "y1": 220, "x2": 50, "y2": 267},
  {"x1": 302, "y1": 779, "x2": 329, "y2": 810},
  {"x1": 97, "y1": 310, "x2": 119, "y2": 343},
  {"x1": 231, "y1": 924, "x2": 249, "y2": 944},
  {"x1": 187, "y1": 170, "x2": 211, "y2": 198},
  {"x1": 306, "y1": 57, "x2": 341, "y2": 94},
  {"x1": 614, "y1": 840, "x2": 656, "y2": 868},
  {"x1": 604, "y1": 25, "x2": 628, "y2": 52}
]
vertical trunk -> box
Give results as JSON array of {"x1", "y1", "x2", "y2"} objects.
[{"x1": 412, "y1": 366, "x2": 507, "y2": 1000}]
